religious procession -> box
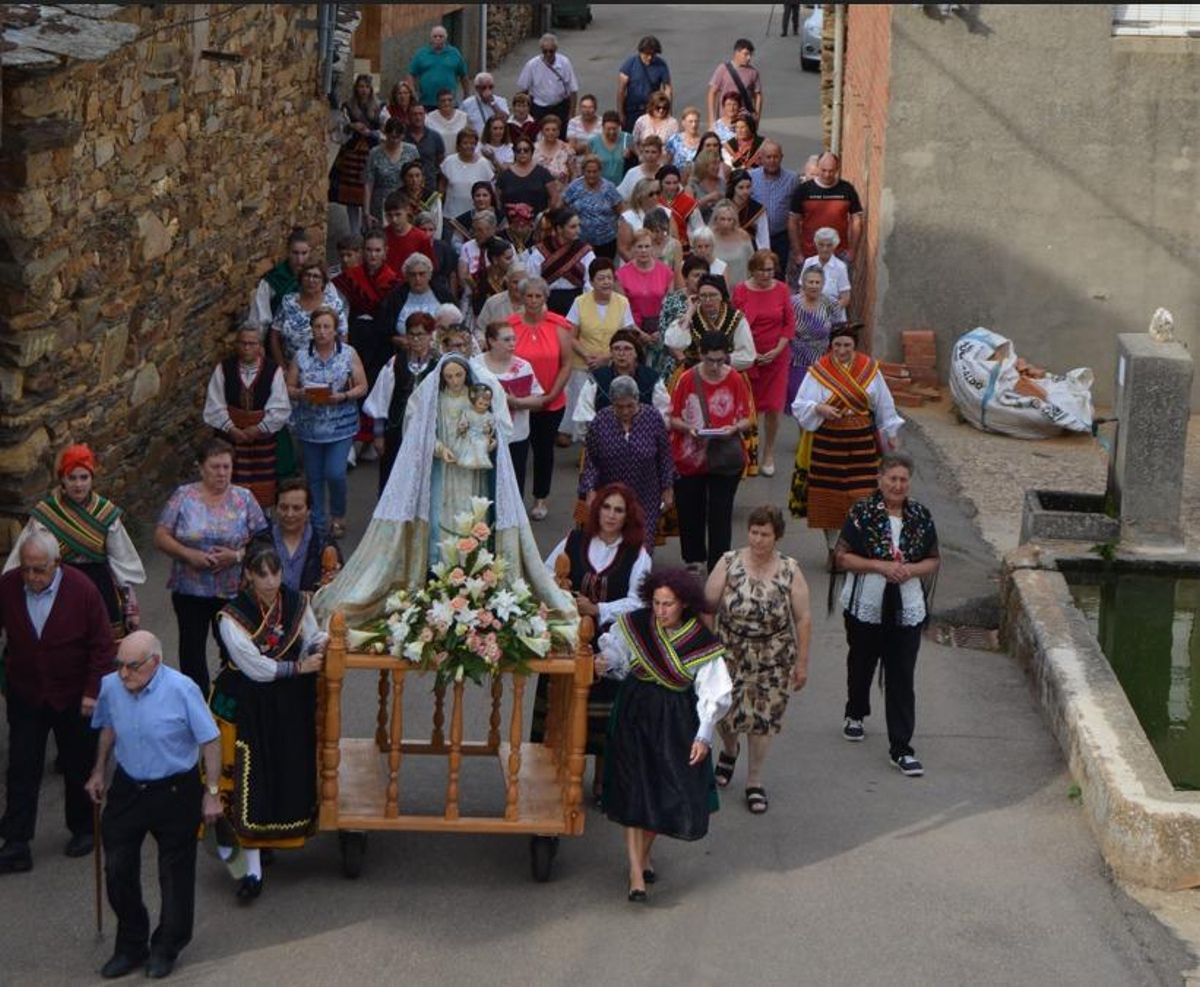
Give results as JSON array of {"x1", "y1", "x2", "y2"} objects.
[{"x1": 0, "y1": 7, "x2": 956, "y2": 981}]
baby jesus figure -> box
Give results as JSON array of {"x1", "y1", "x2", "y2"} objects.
[{"x1": 452, "y1": 383, "x2": 498, "y2": 468}]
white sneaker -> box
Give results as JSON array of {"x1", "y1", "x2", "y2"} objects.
[{"x1": 842, "y1": 717, "x2": 865, "y2": 741}]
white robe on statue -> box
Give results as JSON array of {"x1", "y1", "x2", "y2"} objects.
[{"x1": 313, "y1": 354, "x2": 578, "y2": 642}]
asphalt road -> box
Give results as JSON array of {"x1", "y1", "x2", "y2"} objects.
[{"x1": 0, "y1": 6, "x2": 1189, "y2": 985}]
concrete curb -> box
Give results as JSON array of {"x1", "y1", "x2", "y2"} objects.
[{"x1": 1002, "y1": 555, "x2": 1200, "y2": 890}]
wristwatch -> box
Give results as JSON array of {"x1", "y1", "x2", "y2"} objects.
[{"x1": 206, "y1": 784, "x2": 220, "y2": 797}]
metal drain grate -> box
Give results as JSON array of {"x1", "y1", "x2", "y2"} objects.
[{"x1": 925, "y1": 623, "x2": 1001, "y2": 651}]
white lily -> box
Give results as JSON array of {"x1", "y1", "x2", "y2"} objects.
[
  {"x1": 491, "y1": 589, "x2": 520, "y2": 621},
  {"x1": 429, "y1": 598, "x2": 455, "y2": 628},
  {"x1": 453, "y1": 510, "x2": 475, "y2": 535},
  {"x1": 453, "y1": 606, "x2": 478, "y2": 627},
  {"x1": 403, "y1": 640, "x2": 424, "y2": 662},
  {"x1": 519, "y1": 634, "x2": 552, "y2": 656},
  {"x1": 470, "y1": 496, "x2": 492, "y2": 522},
  {"x1": 470, "y1": 548, "x2": 494, "y2": 574},
  {"x1": 465, "y1": 577, "x2": 487, "y2": 600},
  {"x1": 528, "y1": 614, "x2": 548, "y2": 637},
  {"x1": 385, "y1": 590, "x2": 405, "y2": 613},
  {"x1": 346, "y1": 627, "x2": 384, "y2": 651},
  {"x1": 511, "y1": 578, "x2": 531, "y2": 602}
]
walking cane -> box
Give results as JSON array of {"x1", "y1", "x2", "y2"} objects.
[
  {"x1": 92, "y1": 800, "x2": 103, "y2": 940},
  {"x1": 766, "y1": 4, "x2": 777, "y2": 37}
]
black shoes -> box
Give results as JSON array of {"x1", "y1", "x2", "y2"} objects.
[
  {"x1": 99, "y1": 953, "x2": 144, "y2": 979},
  {"x1": 236, "y1": 874, "x2": 263, "y2": 903},
  {"x1": 145, "y1": 952, "x2": 175, "y2": 979},
  {"x1": 0, "y1": 840, "x2": 32, "y2": 873},
  {"x1": 64, "y1": 831, "x2": 94, "y2": 858},
  {"x1": 627, "y1": 887, "x2": 647, "y2": 903}
]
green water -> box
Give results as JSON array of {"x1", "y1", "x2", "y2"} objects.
[{"x1": 1067, "y1": 572, "x2": 1200, "y2": 791}]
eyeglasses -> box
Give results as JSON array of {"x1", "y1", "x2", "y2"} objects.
[
  {"x1": 114, "y1": 655, "x2": 152, "y2": 673},
  {"x1": 697, "y1": 291, "x2": 723, "y2": 300},
  {"x1": 478, "y1": 83, "x2": 494, "y2": 90}
]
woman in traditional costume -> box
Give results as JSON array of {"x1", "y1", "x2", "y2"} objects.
[
  {"x1": 596, "y1": 568, "x2": 732, "y2": 901},
  {"x1": 789, "y1": 324, "x2": 904, "y2": 568},
  {"x1": 532, "y1": 483, "x2": 652, "y2": 803},
  {"x1": 212, "y1": 544, "x2": 327, "y2": 902},
  {"x1": 312, "y1": 353, "x2": 575, "y2": 628},
  {"x1": 329, "y1": 74, "x2": 383, "y2": 236},
  {"x1": 722, "y1": 113, "x2": 766, "y2": 171},
  {"x1": 5, "y1": 444, "x2": 145, "y2": 639},
  {"x1": 657, "y1": 165, "x2": 702, "y2": 256},
  {"x1": 727, "y1": 168, "x2": 770, "y2": 250},
  {"x1": 529, "y1": 207, "x2": 595, "y2": 317}
]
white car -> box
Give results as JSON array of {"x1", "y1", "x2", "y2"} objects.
[{"x1": 801, "y1": 6, "x2": 822, "y2": 72}]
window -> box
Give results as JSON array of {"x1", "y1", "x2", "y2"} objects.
[{"x1": 1112, "y1": 4, "x2": 1200, "y2": 36}]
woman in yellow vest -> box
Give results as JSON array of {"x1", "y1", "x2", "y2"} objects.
[{"x1": 563, "y1": 257, "x2": 638, "y2": 440}]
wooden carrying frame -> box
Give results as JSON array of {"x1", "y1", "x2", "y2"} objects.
[{"x1": 317, "y1": 610, "x2": 594, "y2": 875}]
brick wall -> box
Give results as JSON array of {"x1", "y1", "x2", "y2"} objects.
[{"x1": 838, "y1": 4, "x2": 891, "y2": 353}]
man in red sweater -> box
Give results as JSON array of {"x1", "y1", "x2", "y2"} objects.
[
  {"x1": 0, "y1": 531, "x2": 114, "y2": 873},
  {"x1": 382, "y1": 192, "x2": 436, "y2": 276}
]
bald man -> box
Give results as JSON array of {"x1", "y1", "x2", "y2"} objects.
[{"x1": 87, "y1": 631, "x2": 221, "y2": 979}]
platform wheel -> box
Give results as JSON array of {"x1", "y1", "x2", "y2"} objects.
[
  {"x1": 530, "y1": 835, "x2": 559, "y2": 882},
  {"x1": 339, "y1": 830, "x2": 368, "y2": 879}
]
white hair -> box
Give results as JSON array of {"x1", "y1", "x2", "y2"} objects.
[
  {"x1": 403, "y1": 252, "x2": 433, "y2": 274},
  {"x1": 814, "y1": 226, "x2": 841, "y2": 248},
  {"x1": 474, "y1": 72, "x2": 494, "y2": 86},
  {"x1": 518, "y1": 275, "x2": 549, "y2": 297},
  {"x1": 540, "y1": 33, "x2": 558, "y2": 46},
  {"x1": 436, "y1": 303, "x2": 464, "y2": 325},
  {"x1": 609, "y1": 375, "x2": 640, "y2": 402},
  {"x1": 691, "y1": 226, "x2": 715, "y2": 246},
  {"x1": 20, "y1": 530, "x2": 60, "y2": 562}
]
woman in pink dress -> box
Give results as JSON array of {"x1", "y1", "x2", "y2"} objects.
[
  {"x1": 731, "y1": 250, "x2": 794, "y2": 476},
  {"x1": 616, "y1": 228, "x2": 676, "y2": 356}
]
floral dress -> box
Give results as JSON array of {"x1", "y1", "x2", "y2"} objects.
[
  {"x1": 716, "y1": 551, "x2": 800, "y2": 736},
  {"x1": 273, "y1": 287, "x2": 349, "y2": 363}
]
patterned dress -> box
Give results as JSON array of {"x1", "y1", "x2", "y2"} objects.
[
  {"x1": 579, "y1": 406, "x2": 675, "y2": 549},
  {"x1": 788, "y1": 294, "x2": 836, "y2": 409},
  {"x1": 716, "y1": 551, "x2": 800, "y2": 735}
]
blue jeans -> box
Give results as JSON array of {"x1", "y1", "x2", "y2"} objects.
[{"x1": 300, "y1": 435, "x2": 353, "y2": 530}]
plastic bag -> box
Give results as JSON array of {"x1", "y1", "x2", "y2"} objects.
[{"x1": 949, "y1": 327, "x2": 1093, "y2": 439}]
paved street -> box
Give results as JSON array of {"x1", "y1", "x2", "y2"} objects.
[{"x1": 0, "y1": 6, "x2": 1191, "y2": 985}]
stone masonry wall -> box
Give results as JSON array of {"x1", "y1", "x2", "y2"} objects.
[
  {"x1": 0, "y1": 4, "x2": 328, "y2": 537},
  {"x1": 487, "y1": 4, "x2": 536, "y2": 71}
]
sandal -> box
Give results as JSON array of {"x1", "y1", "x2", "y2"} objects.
[
  {"x1": 745, "y1": 786, "x2": 768, "y2": 814},
  {"x1": 714, "y1": 747, "x2": 738, "y2": 788}
]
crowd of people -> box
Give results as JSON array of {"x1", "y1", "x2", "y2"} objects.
[{"x1": 0, "y1": 25, "x2": 943, "y2": 978}]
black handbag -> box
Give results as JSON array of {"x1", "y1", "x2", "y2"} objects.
[{"x1": 696, "y1": 373, "x2": 745, "y2": 475}]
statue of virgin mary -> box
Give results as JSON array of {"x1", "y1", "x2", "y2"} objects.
[{"x1": 313, "y1": 354, "x2": 577, "y2": 640}]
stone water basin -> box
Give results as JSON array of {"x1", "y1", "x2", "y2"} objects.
[{"x1": 1002, "y1": 547, "x2": 1200, "y2": 889}]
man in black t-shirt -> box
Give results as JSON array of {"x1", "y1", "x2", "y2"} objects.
[{"x1": 787, "y1": 151, "x2": 863, "y2": 266}]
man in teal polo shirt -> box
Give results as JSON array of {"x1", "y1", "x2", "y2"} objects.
[{"x1": 408, "y1": 25, "x2": 469, "y2": 110}]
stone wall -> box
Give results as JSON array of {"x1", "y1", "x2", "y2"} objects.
[
  {"x1": 487, "y1": 4, "x2": 537, "y2": 71},
  {"x1": 0, "y1": 4, "x2": 329, "y2": 536}
]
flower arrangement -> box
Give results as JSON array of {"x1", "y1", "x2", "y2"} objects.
[{"x1": 347, "y1": 497, "x2": 554, "y2": 685}]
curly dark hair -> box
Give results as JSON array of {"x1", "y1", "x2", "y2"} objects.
[
  {"x1": 638, "y1": 567, "x2": 711, "y2": 617},
  {"x1": 584, "y1": 483, "x2": 645, "y2": 550}
]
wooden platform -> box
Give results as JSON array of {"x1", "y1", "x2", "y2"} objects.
[{"x1": 332, "y1": 737, "x2": 581, "y2": 834}]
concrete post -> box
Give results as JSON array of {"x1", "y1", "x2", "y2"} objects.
[{"x1": 1109, "y1": 333, "x2": 1193, "y2": 551}]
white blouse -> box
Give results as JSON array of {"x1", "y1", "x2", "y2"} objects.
[
  {"x1": 202, "y1": 360, "x2": 291, "y2": 435},
  {"x1": 663, "y1": 312, "x2": 758, "y2": 371},
  {"x1": 544, "y1": 536, "x2": 652, "y2": 630},
  {"x1": 217, "y1": 602, "x2": 326, "y2": 683},
  {"x1": 5, "y1": 515, "x2": 146, "y2": 589},
  {"x1": 597, "y1": 622, "x2": 733, "y2": 745},
  {"x1": 790, "y1": 365, "x2": 905, "y2": 438},
  {"x1": 572, "y1": 377, "x2": 670, "y2": 425}
]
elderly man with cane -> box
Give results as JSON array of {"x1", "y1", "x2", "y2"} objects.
[{"x1": 86, "y1": 631, "x2": 221, "y2": 980}]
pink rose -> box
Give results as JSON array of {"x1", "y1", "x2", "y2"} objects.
[
  {"x1": 482, "y1": 570, "x2": 497, "y2": 586},
  {"x1": 450, "y1": 596, "x2": 467, "y2": 611},
  {"x1": 476, "y1": 611, "x2": 492, "y2": 628},
  {"x1": 449, "y1": 567, "x2": 466, "y2": 586},
  {"x1": 471, "y1": 522, "x2": 490, "y2": 540},
  {"x1": 457, "y1": 537, "x2": 479, "y2": 554},
  {"x1": 419, "y1": 627, "x2": 434, "y2": 643}
]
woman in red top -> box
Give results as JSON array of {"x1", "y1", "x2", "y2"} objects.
[
  {"x1": 669, "y1": 332, "x2": 754, "y2": 574},
  {"x1": 731, "y1": 249, "x2": 794, "y2": 476},
  {"x1": 508, "y1": 276, "x2": 573, "y2": 520},
  {"x1": 616, "y1": 229, "x2": 676, "y2": 354}
]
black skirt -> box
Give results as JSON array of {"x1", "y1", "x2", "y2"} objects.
[
  {"x1": 211, "y1": 668, "x2": 318, "y2": 847},
  {"x1": 604, "y1": 677, "x2": 717, "y2": 841}
]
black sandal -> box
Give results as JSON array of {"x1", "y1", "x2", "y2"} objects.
[
  {"x1": 714, "y1": 747, "x2": 739, "y2": 788},
  {"x1": 745, "y1": 787, "x2": 768, "y2": 814}
]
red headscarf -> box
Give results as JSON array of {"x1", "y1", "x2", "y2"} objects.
[{"x1": 57, "y1": 444, "x2": 96, "y2": 478}]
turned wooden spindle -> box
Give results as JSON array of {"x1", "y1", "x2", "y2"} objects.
[
  {"x1": 385, "y1": 669, "x2": 405, "y2": 818},
  {"x1": 444, "y1": 680, "x2": 465, "y2": 820},
  {"x1": 488, "y1": 674, "x2": 503, "y2": 751},
  {"x1": 564, "y1": 616, "x2": 594, "y2": 829},
  {"x1": 319, "y1": 544, "x2": 341, "y2": 585},
  {"x1": 432, "y1": 680, "x2": 446, "y2": 749},
  {"x1": 505, "y1": 674, "x2": 526, "y2": 820},
  {"x1": 319, "y1": 611, "x2": 346, "y2": 828},
  {"x1": 375, "y1": 669, "x2": 390, "y2": 751}
]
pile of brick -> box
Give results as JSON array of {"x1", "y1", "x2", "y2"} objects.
[{"x1": 880, "y1": 330, "x2": 944, "y2": 408}]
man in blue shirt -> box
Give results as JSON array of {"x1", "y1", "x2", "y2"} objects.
[
  {"x1": 87, "y1": 631, "x2": 221, "y2": 980},
  {"x1": 408, "y1": 25, "x2": 469, "y2": 110},
  {"x1": 617, "y1": 36, "x2": 672, "y2": 133},
  {"x1": 750, "y1": 140, "x2": 801, "y2": 275}
]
